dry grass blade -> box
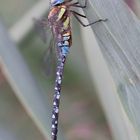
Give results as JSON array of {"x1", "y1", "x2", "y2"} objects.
[{"x1": 80, "y1": 0, "x2": 140, "y2": 139}]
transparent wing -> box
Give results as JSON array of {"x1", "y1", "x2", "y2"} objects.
[
  {"x1": 33, "y1": 17, "x2": 57, "y2": 77},
  {"x1": 42, "y1": 38, "x2": 58, "y2": 77},
  {"x1": 33, "y1": 17, "x2": 52, "y2": 43}
]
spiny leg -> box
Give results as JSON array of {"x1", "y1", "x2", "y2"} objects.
[
  {"x1": 71, "y1": 11, "x2": 107, "y2": 27},
  {"x1": 70, "y1": 10, "x2": 86, "y2": 18}
]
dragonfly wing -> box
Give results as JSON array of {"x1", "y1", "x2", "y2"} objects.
[
  {"x1": 33, "y1": 18, "x2": 52, "y2": 43},
  {"x1": 34, "y1": 18, "x2": 58, "y2": 78},
  {"x1": 42, "y1": 38, "x2": 57, "y2": 77}
]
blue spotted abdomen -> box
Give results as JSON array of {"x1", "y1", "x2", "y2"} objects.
[{"x1": 58, "y1": 32, "x2": 71, "y2": 56}]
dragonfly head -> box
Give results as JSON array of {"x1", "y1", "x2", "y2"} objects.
[{"x1": 51, "y1": 0, "x2": 64, "y2": 6}]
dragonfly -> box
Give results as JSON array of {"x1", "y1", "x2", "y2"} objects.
[{"x1": 35, "y1": 0, "x2": 107, "y2": 140}]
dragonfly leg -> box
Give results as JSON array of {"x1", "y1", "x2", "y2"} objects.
[
  {"x1": 70, "y1": 10, "x2": 86, "y2": 18},
  {"x1": 72, "y1": 11, "x2": 108, "y2": 27}
]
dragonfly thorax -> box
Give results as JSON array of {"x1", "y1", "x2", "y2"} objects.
[{"x1": 51, "y1": 0, "x2": 64, "y2": 6}]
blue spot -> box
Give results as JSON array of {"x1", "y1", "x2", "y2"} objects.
[{"x1": 61, "y1": 45, "x2": 70, "y2": 56}]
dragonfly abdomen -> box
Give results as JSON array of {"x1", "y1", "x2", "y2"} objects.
[{"x1": 58, "y1": 32, "x2": 71, "y2": 56}]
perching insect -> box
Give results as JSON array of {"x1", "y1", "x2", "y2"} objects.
[{"x1": 35, "y1": 0, "x2": 107, "y2": 139}]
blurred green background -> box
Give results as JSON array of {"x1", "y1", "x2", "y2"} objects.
[{"x1": 0, "y1": 0, "x2": 139, "y2": 140}]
